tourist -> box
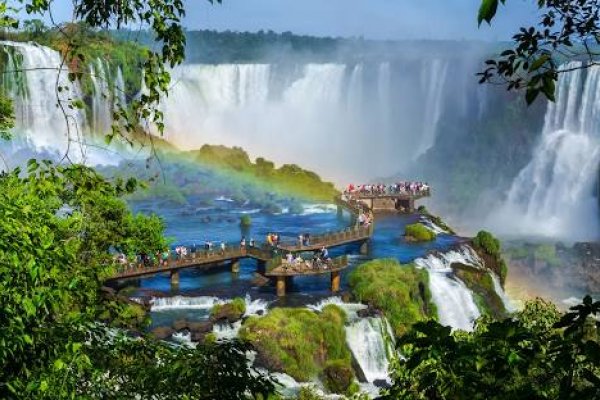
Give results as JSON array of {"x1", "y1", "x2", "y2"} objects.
[
  {"x1": 286, "y1": 252, "x2": 294, "y2": 264},
  {"x1": 250, "y1": 238, "x2": 255, "y2": 247},
  {"x1": 267, "y1": 233, "x2": 273, "y2": 247},
  {"x1": 161, "y1": 249, "x2": 169, "y2": 266},
  {"x1": 298, "y1": 233, "x2": 304, "y2": 247},
  {"x1": 220, "y1": 241, "x2": 226, "y2": 255},
  {"x1": 304, "y1": 232, "x2": 310, "y2": 246},
  {"x1": 240, "y1": 236, "x2": 246, "y2": 249},
  {"x1": 321, "y1": 246, "x2": 329, "y2": 260}
]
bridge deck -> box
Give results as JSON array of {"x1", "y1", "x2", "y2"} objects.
[
  {"x1": 278, "y1": 226, "x2": 372, "y2": 253},
  {"x1": 265, "y1": 256, "x2": 348, "y2": 277}
]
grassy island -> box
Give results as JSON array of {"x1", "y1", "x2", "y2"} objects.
[
  {"x1": 239, "y1": 305, "x2": 354, "y2": 392},
  {"x1": 348, "y1": 259, "x2": 435, "y2": 336},
  {"x1": 404, "y1": 223, "x2": 437, "y2": 242}
]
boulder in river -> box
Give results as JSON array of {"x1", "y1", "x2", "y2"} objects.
[{"x1": 151, "y1": 326, "x2": 174, "y2": 340}]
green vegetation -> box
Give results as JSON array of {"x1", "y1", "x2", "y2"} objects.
[
  {"x1": 190, "y1": 145, "x2": 339, "y2": 201},
  {"x1": 103, "y1": 145, "x2": 339, "y2": 208},
  {"x1": 240, "y1": 214, "x2": 252, "y2": 227},
  {"x1": 472, "y1": 230, "x2": 508, "y2": 284},
  {"x1": 239, "y1": 305, "x2": 353, "y2": 388},
  {"x1": 211, "y1": 297, "x2": 247, "y2": 322},
  {"x1": 384, "y1": 297, "x2": 600, "y2": 400},
  {"x1": 348, "y1": 259, "x2": 435, "y2": 336},
  {"x1": 452, "y1": 264, "x2": 506, "y2": 317},
  {"x1": 0, "y1": 161, "x2": 274, "y2": 398},
  {"x1": 534, "y1": 243, "x2": 561, "y2": 268},
  {"x1": 404, "y1": 223, "x2": 436, "y2": 242}
]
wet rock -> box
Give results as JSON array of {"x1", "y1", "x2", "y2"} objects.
[
  {"x1": 211, "y1": 303, "x2": 244, "y2": 324},
  {"x1": 173, "y1": 319, "x2": 189, "y2": 331},
  {"x1": 151, "y1": 326, "x2": 174, "y2": 340},
  {"x1": 373, "y1": 379, "x2": 391, "y2": 389},
  {"x1": 188, "y1": 321, "x2": 213, "y2": 334},
  {"x1": 357, "y1": 305, "x2": 382, "y2": 318}
]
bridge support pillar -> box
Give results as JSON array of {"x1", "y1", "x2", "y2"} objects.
[
  {"x1": 257, "y1": 260, "x2": 266, "y2": 273},
  {"x1": 231, "y1": 260, "x2": 240, "y2": 273},
  {"x1": 359, "y1": 241, "x2": 369, "y2": 255},
  {"x1": 170, "y1": 270, "x2": 180, "y2": 290},
  {"x1": 276, "y1": 276, "x2": 286, "y2": 297},
  {"x1": 331, "y1": 271, "x2": 341, "y2": 293}
]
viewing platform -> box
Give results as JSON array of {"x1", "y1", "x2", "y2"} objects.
[
  {"x1": 338, "y1": 188, "x2": 430, "y2": 213},
  {"x1": 265, "y1": 256, "x2": 348, "y2": 296}
]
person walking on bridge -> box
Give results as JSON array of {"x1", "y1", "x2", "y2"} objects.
[{"x1": 220, "y1": 241, "x2": 226, "y2": 255}]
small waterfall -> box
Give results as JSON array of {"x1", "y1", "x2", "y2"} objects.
[
  {"x1": 415, "y1": 246, "x2": 481, "y2": 331},
  {"x1": 345, "y1": 317, "x2": 393, "y2": 384},
  {"x1": 495, "y1": 62, "x2": 600, "y2": 240},
  {"x1": 89, "y1": 58, "x2": 112, "y2": 134},
  {"x1": 490, "y1": 273, "x2": 516, "y2": 312},
  {"x1": 150, "y1": 296, "x2": 223, "y2": 311},
  {"x1": 307, "y1": 296, "x2": 367, "y2": 320},
  {"x1": 114, "y1": 66, "x2": 127, "y2": 109},
  {"x1": 243, "y1": 294, "x2": 270, "y2": 317},
  {"x1": 346, "y1": 64, "x2": 364, "y2": 113},
  {"x1": 213, "y1": 320, "x2": 243, "y2": 340}
]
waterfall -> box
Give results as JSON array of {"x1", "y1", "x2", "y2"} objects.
[
  {"x1": 213, "y1": 320, "x2": 243, "y2": 340},
  {"x1": 490, "y1": 273, "x2": 516, "y2": 312},
  {"x1": 307, "y1": 296, "x2": 367, "y2": 320},
  {"x1": 0, "y1": 41, "x2": 87, "y2": 158},
  {"x1": 243, "y1": 294, "x2": 270, "y2": 317},
  {"x1": 494, "y1": 62, "x2": 600, "y2": 240},
  {"x1": 415, "y1": 246, "x2": 482, "y2": 331},
  {"x1": 89, "y1": 58, "x2": 112, "y2": 134},
  {"x1": 150, "y1": 295, "x2": 224, "y2": 311},
  {"x1": 345, "y1": 317, "x2": 393, "y2": 384},
  {"x1": 417, "y1": 59, "x2": 448, "y2": 158}
]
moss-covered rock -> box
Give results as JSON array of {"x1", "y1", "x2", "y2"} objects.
[
  {"x1": 322, "y1": 359, "x2": 354, "y2": 394},
  {"x1": 452, "y1": 263, "x2": 506, "y2": 318},
  {"x1": 210, "y1": 297, "x2": 246, "y2": 323},
  {"x1": 417, "y1": 206, "x2": 456, "y2": 235},
  {"x1": 404, "y1": 223, "x2": 436, "y2": 242},
  {"x1": 348, "y1": 259, "x2": 435, "y2": 337},
  {"x1": 472, "y1": 230, "x2": 509, "y2": 285},
  {"x1": 238, "y1": 305, "x2": 353, "y2": 383}
]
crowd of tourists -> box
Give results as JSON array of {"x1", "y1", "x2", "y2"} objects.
[
  {"x1": 283, "y1": 246, "x2": 332, "y2": 271},
  {"x1": 344, "y1": 182, "x2": 430, "y2": 196},
  {"x1": 357, "y1": 210, "x2": 374, "y2": 228}
]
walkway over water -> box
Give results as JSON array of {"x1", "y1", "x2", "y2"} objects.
[
  {"x1": 340, "y1": 189, "x2": 430, "y2": 213},
  {"x1": 107, "y1": 199, "x2": 373, "y2": 295},
  {"x1": 107, "y1": 187, "x2": 430, "y2": 295}
]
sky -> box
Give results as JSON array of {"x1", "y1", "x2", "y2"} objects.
[{"x1": 20, "y1": 0, "x2": 539, "y2": 41}]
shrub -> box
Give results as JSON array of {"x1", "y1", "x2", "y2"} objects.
[
  {"x1": 404, "y1": 223, "x2": 436, "y2": 242},
  {"x1": 239, "y1": 306, "x2": 352, "y2": 382},
  {"x1": 348, "y1": 259, "x2": 434, "y2": 336},
  {"x1": 210, "y1": 297, "x2": 246, "y2": 322},
  {"x1": 240, "y1": 214, "x2": 252, "y2": 227},
  {"x1": 473, "y1": 230, "x2": 501, "y2": 256}
]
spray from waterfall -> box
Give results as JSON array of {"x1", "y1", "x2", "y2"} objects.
[{"x1": 491, "y1": 62, "x2": 600, "y2": 240}]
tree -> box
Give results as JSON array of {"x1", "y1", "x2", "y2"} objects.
[
  {"x1": 478, "y1": 0, "x2": 600, "y2": 104},
  {"x1": 383, "y1": 297, "x2": 600, "y2": 399}
]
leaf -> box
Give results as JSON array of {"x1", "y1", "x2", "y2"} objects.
[
  {"x1": 478, "y1": 0, "x2": 499, "y2": 26},
  {"x1": 526, "y1": 87, "x2": 540, "y2": 105},
  {"x1": 529, "y1": 54, "x2": 550, "y2": 72}
]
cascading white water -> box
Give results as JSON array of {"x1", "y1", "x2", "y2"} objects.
[
  {"x1": 417, "y1": 59, "x2": 448, "y2": 158},
  {"x1": 493, "y1": 62, "x2": 600, "y2": 240},
  {"x1": 150, "y1": 295, "x2": 224, "y2": 311},
  {"x1": 490, "y1": 273, "x2": 516, "y2": 312},
  {"x1": 307, "y1": 296, "x2": 367, "y2": 320},
  {"x1": 1, "y1": 41, "x2": 87, "y2": 159},
  {"x1": 157, "y1": 61, "x2": 455, "y2": 182},
  {"x1": 415, "y1": 246, "x2": 482, "y2": 331},
  {"x1": 89, "y1": 58, "x2": 112, "y2": 135},
  {"x1": 345, "y1": 317, "x2": 392, "y2": 384}
]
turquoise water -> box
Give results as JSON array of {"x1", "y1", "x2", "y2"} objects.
[{"x1": 129, "y1": 198, "x2": 461, "y2": 304}]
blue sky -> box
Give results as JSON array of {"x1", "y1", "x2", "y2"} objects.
[{"x1": 20, "y1": 0, "x2": 539, "y2": 41}]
